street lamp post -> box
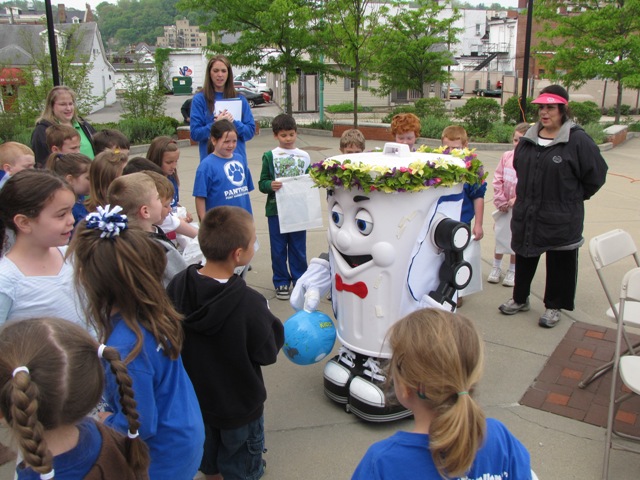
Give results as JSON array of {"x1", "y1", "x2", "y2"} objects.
[
  {"x1": 44, "y1": 0, "x2": 60, "y2": 86},
  {"x1": 520, "y1": 0, "x2": 534, "y2": 122}
]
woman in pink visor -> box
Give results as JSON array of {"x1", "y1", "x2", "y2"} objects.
[{"x1": 498, "y1": 85, "x2": 608, "y2": 328}]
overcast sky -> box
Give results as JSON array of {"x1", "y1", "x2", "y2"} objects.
[{"x1": 59, "y1": 0, "x2": 521, "y2": 14}]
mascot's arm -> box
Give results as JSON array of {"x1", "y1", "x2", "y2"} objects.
[
  {"x1": 418, "y1": 293, "x2": 456, "y2": 312},
  {"x1": 290, "y1": 256, "x2": 331, "y2": 312}
]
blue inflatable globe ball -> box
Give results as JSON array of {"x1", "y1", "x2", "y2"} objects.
[{"x1": 283, "y1": 310, "x2": 337, "y2": 366}]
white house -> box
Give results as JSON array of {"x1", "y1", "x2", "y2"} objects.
[{"x1": 0, "y1": 22, "x2": 116, "y2": 113}]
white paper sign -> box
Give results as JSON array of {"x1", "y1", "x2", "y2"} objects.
[
  {"x1": 275, "y1": 175, "x2": 323, "y2": 233},
  {"x1": 492, "y1": 209, "x2": 514, "y2": 255},
  {"x1": 214, "y1": 98, "x2": 243, "y2": 121}
]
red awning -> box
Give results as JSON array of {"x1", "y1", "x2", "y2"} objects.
[{"x1": 0, "y1": 68, "x2": 26, "y2": 86}]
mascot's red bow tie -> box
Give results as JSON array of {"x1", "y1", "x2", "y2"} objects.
[{"x1": 335, "y1": 274, "x2": 368, "y2": 299}]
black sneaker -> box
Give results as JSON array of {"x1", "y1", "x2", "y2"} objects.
[{"x1": 276, "y1": 285, "x2": 290, "y2": 300}]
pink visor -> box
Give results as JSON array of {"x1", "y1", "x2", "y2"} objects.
[{"x1": 531, "y1": 93, "x2": 568, "y2": 105}]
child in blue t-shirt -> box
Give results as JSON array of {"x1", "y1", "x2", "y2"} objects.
[
  {"x1": 193, "y1": 120, "x2": 254, "y2": 221},
  {"x1": 442, "y1": 125, "x2": 487, "y2": 307},
  {"x1": 352, "y1": 309, "x2": 531, "y2": 480},
  {"x1": 69, "y1": 206, "x2": 204, "y2": 480}
]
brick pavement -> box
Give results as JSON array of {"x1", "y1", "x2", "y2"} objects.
[{"x1": 521, "y1": 321, "x2": 640, "y2": 437}]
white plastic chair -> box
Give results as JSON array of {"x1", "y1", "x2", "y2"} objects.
[
  {"x1": 580, "y1": 229, "x2": 640, "y2": 388},
  {"x1": 602, "y1": 267, "x2": 640, "y2": 479}
]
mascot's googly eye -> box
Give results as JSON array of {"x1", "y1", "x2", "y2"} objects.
[
  {"x1": 355, "y1": 209, "x2": 373, "y2": 236},
  {"x1": 331, "y1": 204, "x2": 344, "y2": 228}
]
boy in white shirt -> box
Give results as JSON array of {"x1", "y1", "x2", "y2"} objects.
[{"x1": 258, "y1": 114, "x2": 311, "y2": 300}]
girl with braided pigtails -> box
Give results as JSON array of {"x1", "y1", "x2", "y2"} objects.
[
  {"x1": 68, "y1": 206, "x2": 204, "y2": 479},
  {"x1": 0, "y1": 317, "x2": 149, "y2": 479}
]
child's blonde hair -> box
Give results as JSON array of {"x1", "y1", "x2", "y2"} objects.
[
  {"x1": 0, "y1": 142, "x2": 34, "y2": 168},
  {"x1": 514, "y1": 122, "x2": 530, "y2": 136},
  {"x1": 0, "y1": 317, "x2": 149, "y2": 477},
  {"x1": 388, "y1": 308, "x2": 486, "y2": 477},
  {"x1": 45, "y1": 152, "x2": 91, "y2": 178},
  {"x1": 441, "y1": 125, "x2": 468, "y2": 146},
  {"x1": 86, "y1": 150, "x2": 128, "y2": 212},
  {"x1": 45, "y1": 124, "x2": 80, "y2": 150},
  {"x1": 390, "y1": 113, "x2": 421, "y2": 138},
  {"x1": 107, "y1": 172, "x2": 158, "y2": 218},
  {"x1": 339, "y1": 129, "x2": 366, "y2": 152},
  {"x1": 142, "y1": 170, "x2": 175, "y2": 202}
]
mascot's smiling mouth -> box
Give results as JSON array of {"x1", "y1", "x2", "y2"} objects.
[{"x1": 338, "y1": 251, "x2": 373, "y2": 268}]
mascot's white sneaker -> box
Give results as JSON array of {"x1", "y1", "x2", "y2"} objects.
[
  {"x1": 347, "y1": 357, "x2": 412, "y2": 423},
  {"x1": 323, "y1": 346, "x2": 358, "y2": 404}
]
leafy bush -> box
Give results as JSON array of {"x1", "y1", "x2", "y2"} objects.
[
  {"x1": 415, "y1": 97, "x2": 447, "y2": 119},
  {"x1": 480, "y1": 123, "x2": 517, "y2": 144},
  {"x1": 120, "y1": 63, "x2": 167, "y2": 119},
  {"x1": 382, "y1": 105, "x2": 416, "y2": 123},
  {"x1": 454, "y1": 97, "x2": 501, "y2": 137},
  {"x1": 325, "y1": 102, "x2": 373, "y2": 113},
  {"x1": 305, "y1": 119, "x2": 334, "y2": 131},
  {"x1": 502, "y1": 96, "x2": 537, "y2": 125},
  {"x1": 569, "y1": 101, "x2": 601, "y2": 125},
  {"x1": 0, "y1": 113, "x2": 32, "y2": 143},
  {"x1": 117, "y1": 116, "x2": 177, "y2": 144},
  {"x1": 628, "y1": 122, "x2": 640, "y2": 132},
  {"x1": 582, "y1": 122, "x2": 606, "y2": 144},
  {"x1": 92, "y1": 122, "x2": 120, "y2": 131},
  {"x1": 607, "y1": 104, "x2": 634, "y2": 116},
  {"x1": 419, "y1": 116, "x2": 451, "y2": 139}
]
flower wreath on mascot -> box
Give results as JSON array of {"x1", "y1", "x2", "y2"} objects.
[{"x1": 289, "y1": 143, "x2": 486, "y2": 422}]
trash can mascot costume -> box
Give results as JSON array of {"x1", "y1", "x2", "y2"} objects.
[{"x1": 290, "y1": 143, "x2": 486, "y2": 422}]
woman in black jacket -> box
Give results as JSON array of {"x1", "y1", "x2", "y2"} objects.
[
  {"x1": 31, "y1": 86, "x2": 96, "y2": 167},
  {"x1": 498, "y1": 85, "x2": 608, "y2": 328}
]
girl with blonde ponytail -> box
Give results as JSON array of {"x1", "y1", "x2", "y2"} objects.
[
  {"x1": 0, "y1": 317, "x2": 149, "y2": 479},
  {"x1": 353, "y1": 308, "x2": 531, "y2": 479}
]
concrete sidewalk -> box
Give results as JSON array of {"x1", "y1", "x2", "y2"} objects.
[
  {"x1": 186, "y1": 132, "x2": 640, "y2": 479},
  {"x1": 2, "y1": 123, "x2": 639, "y2": 479}
]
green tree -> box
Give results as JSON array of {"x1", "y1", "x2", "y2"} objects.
[
  {"x1": 178, "y1": 0, "x2": 327, "y2": 114},
  {"x1": 372, "y1": 0, "x2": 461, "y2": 98},
  {"x1": 535, "y1": 0, "x2": 640, "y2": 124},
  {"x1": 119, "y1": 61, "x2": 167, "y2": 118},
  {"x1": 323, "y1": 0, "x2": 389, "y2": 126}
]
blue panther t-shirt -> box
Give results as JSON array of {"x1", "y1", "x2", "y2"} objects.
[{"x1": 193, "y1": 152, "x2": 254, "y2": 214}]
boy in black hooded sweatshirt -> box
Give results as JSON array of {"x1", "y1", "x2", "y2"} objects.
[{"x1": 167, "y1": 205, "x2": 284, "y2": 480}]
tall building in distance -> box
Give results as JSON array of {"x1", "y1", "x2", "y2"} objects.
[{"x1": 156, "y1": 18, "x2": 208, "y2": 48}]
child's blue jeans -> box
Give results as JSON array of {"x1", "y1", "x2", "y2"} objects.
[
  {"x1": 268, "y1": 215, "x2": 307, "y2": 288},
  {"x1": 200, "y1": 415, "x2": 265, "y2": 479}
]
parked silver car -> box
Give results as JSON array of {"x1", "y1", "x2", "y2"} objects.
[{"x1": 442, "y1": 82, "x2": 464, "y2": 99}]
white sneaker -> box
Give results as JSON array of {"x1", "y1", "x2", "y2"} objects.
[
  {"x1": 487, "y1": 266, "x2": 502, "y2": 284},
  {"x1": 539, "y1": 309, "x2": 561, "y2": 328},
  {"x1": 503, "y1": 270, "x2": 515, "y2": 287}
]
